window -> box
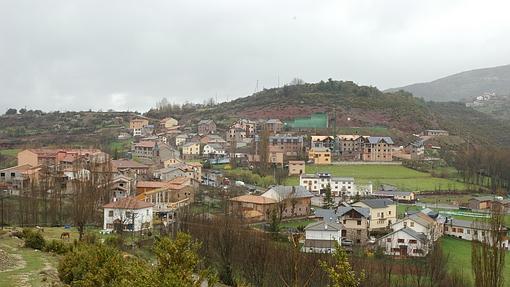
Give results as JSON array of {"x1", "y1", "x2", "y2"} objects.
[
  {"x1": 356, "y1": 230, "x2": 362, "y2": 235},
  {"x1": 357, "y1": 220, "x2": 361, "y2": 225},
  {"x1": 108, "y1": 210, "x2": 113, "y2": 217},
  {"x1": 126, "y1": 211, "x2": 132, "y2": 218},
  {"x1": 409, "y1": 239, "x2": 417, "y2": 244},
  {"x1": 410, "y1": 222, "x2": 414, "y2": 227},
  {"x1": 397, "y1": 239, "x2": 404, "y2": 243},
  {"x1": 386, "y1": 238, "x2": 391, "y2": 242}
]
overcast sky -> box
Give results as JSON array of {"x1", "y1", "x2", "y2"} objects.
[{"x1": 1, "y1": 0, "x2": 510, "y2": 112}]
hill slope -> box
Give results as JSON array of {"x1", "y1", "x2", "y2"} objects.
[
  {"x1": 387, "y1": 64, "x2": 510, "y2": 102},
  {"x1": 173, "y1": 80, "x2": 510, "y2": 146}
]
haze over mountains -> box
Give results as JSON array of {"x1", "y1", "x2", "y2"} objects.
[{"x1": 387, "y1": 64, "x2": 510, "y2": 102}]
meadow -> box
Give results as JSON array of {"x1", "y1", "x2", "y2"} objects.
[
  {"x1": 441, "y1": 236, "x2": 510, "y2": 287},
  {"x1": 286, "y1": 164, "x2": 470, "y2": 192}
]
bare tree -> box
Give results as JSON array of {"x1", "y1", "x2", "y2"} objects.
[{"x1": 471, "y1": 201, "x2": 507, "y2": 287}]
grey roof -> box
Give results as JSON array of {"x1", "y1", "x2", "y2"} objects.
[
  {"x1": 366, "y1": 136, "x2": 394, "y2": 145},
  {"x1": 380, "y1": 184, "x2": 398, "y2": 192},
  {"x1": 381, "y1": 227, "x2": 427, "y2": 243},
  {"x1": 198, "y1": 119, "x2": 214, "y2": 125},
  {"x1": 314, "y1": 208, "x2": 337, "y2": 222},
  {"x1": 305, "y1": 220, "x2": 343, "y2": 231},
  {"x1": 262, "y1": 185, "x2": 314, "y2": 201},
  {"x1": 471, "y1": 196, "x2": 498, "y2": 202},
  {"x1": 336, "y1": 206, "x2": 371, "y2": 218},
  {"x1": 356, "y1": 198, "x2": 395, "y2": 209},
  {"x1": 310, "y1": 147, "x2": 331, "y2": 152}
]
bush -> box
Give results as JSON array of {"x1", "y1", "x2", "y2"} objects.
[
  {"x1": 44, "y1": 239, "x2": 70, "y2": 255},
  {"x1": 24, "y1": 231, "x2": 46, "y2": 250},
  {"x1": 104, "y1": 236, "x2": 125, "y2": 249}
]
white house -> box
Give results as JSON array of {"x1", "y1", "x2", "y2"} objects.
[
  {"x1": 299, "y1": 173, "x2": 372, "y2": 197},
  {"x1": 391, "y1": 211, "x2": 442, "y2": 241},
  {"x1": 378, "y1": 227, "x2": 429, "y2": 257},
  {"x1": 302, "y1": 221, "x2": 343, "y2": 253},
  {"x1": 203, "y1": 143, "x2": 226, "y2": 156},
  {"x1": 443, "y1": 218, "x2": 509, "y2": 249},
  {"x1": 102, "y1": 197, "x2": 154, "y2": 233}
]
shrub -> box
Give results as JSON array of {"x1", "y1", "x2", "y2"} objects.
[
  {"x1": 24, "y1": 231, "x2": 46, "y2": 250},
  {"x1": 105, "y1": 236, "x2": 125, "y2": 249},
  {"x1": 44, "y1": 239, "x2": 70, "y2": 255}
]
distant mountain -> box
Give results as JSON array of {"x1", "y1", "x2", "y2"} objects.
[{"x1": 386, "y1": 64, "x2": 510, "y2": 102}]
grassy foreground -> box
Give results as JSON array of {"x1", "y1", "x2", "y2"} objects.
[
  {"x1": 286, "y1": 164, "x2": 469, "y2": 192},
  {"x1": 441, "y1": 236, "x2": 510, "y2": 287}
]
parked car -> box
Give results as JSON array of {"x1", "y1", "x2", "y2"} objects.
[{"x1": 341, "y1": 238, "x2": 353, "y2": 247}]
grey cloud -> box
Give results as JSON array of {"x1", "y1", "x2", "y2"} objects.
[{"x1": 1, "y1": 0, "x2": 510, "y2": 112}]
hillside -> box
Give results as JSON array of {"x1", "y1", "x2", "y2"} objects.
[
  {"x1": 387, "y1": 64, "x2": 510, "y2": 102},
  {"x1": 176, "y1": 80, "x2": 510, "y2": 146}
]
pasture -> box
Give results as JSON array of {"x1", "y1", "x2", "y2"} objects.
[{"x1": 286, "y1": 164, "x2": 470, "y2": 192}]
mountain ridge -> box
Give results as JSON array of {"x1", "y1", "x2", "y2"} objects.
[{"x1": 386, "y1": 64, "x2": 510, "y2": 102}]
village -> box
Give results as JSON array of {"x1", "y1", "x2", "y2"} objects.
[{"x1": 1, "y1": 112, "x2": 509, "y2": 271}]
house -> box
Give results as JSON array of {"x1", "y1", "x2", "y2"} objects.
[
  {"x1": 0, "y1": 164, "x2": 40, "y2": 190},
  {"x1": 360, "y1": 136, "x2": 394, "y2": 162},
  {"x1": 111, "y1": 159, "x2": 149, "y2": 176},
  {"x1": 337, "y1": 135, "x2": 362, "y2": 160},
  {"x1": 129, "y1": 116, "x2": 150, "y2": 136},
  {"x1": 153, "y1": 166, "x2": 187, "y2": 181},
  {"x1": 311, "y1": 136, "x2": 335, "y2": 150},
  {"x1": 424, "y1": 129, "x2": 449, "y2": 137},
  {"x1": 197, "y1": 119, "x2": 216, "y2": 135},
  {"x1": 302, "y1": 221, "x2": 343, "y2": 253},
  {"x1": 308, "y1": 147, "x2": 331, "y2": 165},
  {"x1": 131, "y1": 141, "x2": 158, "y2": 159},
  {"x1": 200, "y1": 134, "x2": 227, "y2": 146},
  {"x1": 288, "y1": 160, "x2": 305, "y2": 176},
  {"x1": 443, "y1": 218, "x2": 509, "y2": 249},
  {"x1": 373, "y1": 186, "x2": 416, "y2": 203},
  {"x1": 267, "y1": 134, "x2": 304, "y2": 164},
  {"x1": 175, "y1": 134, "x2": 189, "y2": 146},
  {"x1": 182, "y1": 142, "x2": 201, "y2": 159},
  {"x1": 336, "y1": 206, "x2": 371, "y2": 245},
  {"x1": 264, "y1": 119, "x2": 284, "y2": 134},
  {"x1": 404, "y1": 141, "x2": 425, "y2": 160},
  {"x1": 377, "y1": 227, "x2": 429, "y2": 257},
  {"x1": 102, "y1": 197, "x2": 153, "y2": 232},
  {"x1": 202, "y1": 170, "x2": 224, "y2": 187},
  {"x1": 110, "y1": 174, "x2": 135, "y2": 200},
  {"x1": 229, "y1": 119, "x2": 256, "y2": 140},
  {"x1": 139, "y1": 177, "x2": 198, "y2": 212},
  {"x1": 391, "y1": 211, "x2": 442, "y2": 242},
  {"x1": 468, "y1": 196, "x2": 510, "y2": 211},
  {"x1": 299, "y1": 173, "x2": 372, "y2": 197},
  {"x1": 155, "y1": 162, "x2": 202, "y2": 182},
  {"x1": 156, "y1": 143, "x2": 180, "y2": 164},
  {"x1": 352, "y1": 199, "x2": 396, "y2": 230},
  {"x1": 229, "y1": 185, "x2": 313, "y2": 222},
  {"x1": 17, "y1": 148, "x2": 106, "y2": 168},
  {"x1": 160, "y1": 117, "x2": 179, "y2": 130},
  {"x1": 203, "y1": 144, "x2": 226, "y2": 156}
]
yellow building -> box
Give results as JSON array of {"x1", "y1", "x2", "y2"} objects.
[
  {"x1": 308, "y1": 147, "x2": 331, "y2": 165},
  {"x1": 182, "y1": 142, "x2": 200, "y2": 158},
  {"x1": 161, "y1": 117, "x2": 179, "y2": 129},
  {"x1": 288, "y1": 160, "x2": 305, "y2": 175}
]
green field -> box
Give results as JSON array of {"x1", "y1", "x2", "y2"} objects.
[
  {"x1": 441, "y1": 236, "x2": 510, "y2": 286},
  {"x1": 0, "y1": 149, "x2": 21, "y2": 157},
  {"x1": 286, "y1": 164, "x2": 469, "y2": 192}
]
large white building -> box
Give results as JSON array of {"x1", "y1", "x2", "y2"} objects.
[
  {"x1": 299, "y1": 173, "x2": 372, "y2": 197},
  {"x1": 102, "y1": 197, "x2": 154, "y2": 233}
]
